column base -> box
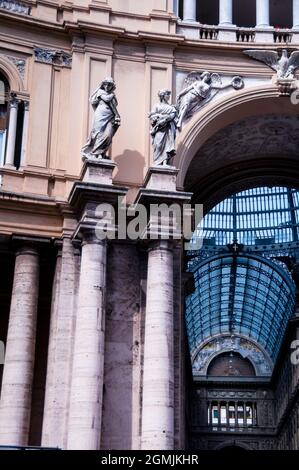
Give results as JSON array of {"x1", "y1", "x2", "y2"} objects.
[
  {"x1": 4, "y1": 163, "x2": 16, "y2": 170},
  {"x1": 255, "y1": 27, "x2": 274, "y2": 43},
  {"x1": 218, "y1": 25, "x2": 236, "y2": 41},
  {"x1": 177, "y1": 21, "x2": 200, "y2": 39}
]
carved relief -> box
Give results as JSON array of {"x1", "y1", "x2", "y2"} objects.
[
  {"x1": 176, "y1": 71, "x2": 244, "y2": 130},
  {"x1": 244, "y1": 49, "x2": 299, "y2": 96},
  {"x1": 34, "y1": 47, "x2": 72, "y2": 68},
  {"x1": 3, "y1": 55, "x2": 26, "y2": 80},
  {"x1": 0, "y1": 0, "x2": 31, "y2": 15},
  {"x1": 193, "y1": 334, "x2": 273, "y2": 377}
]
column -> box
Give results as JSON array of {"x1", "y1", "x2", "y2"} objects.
[
  {"x1": 293, "y1": 0, "x2": 299, "y2": 28},
  {"x1": 42, "y1": 238, "x2": 80, "y2": 448},
  {"x1": 243, "y1": 403, "x2": 247, "y2": 427},
  {"x1": 0, "y1": 246, "x2": 39, "y2": 446},
  {"x1": 256, "y1": 0, "x2": 270, "y2": 27},
  {"x1": 173, "y1": 0, "x2": 179, "y2": 16},
  {"x1": 235, "y1": 402, "x2": 238, "y2": 427},
  {"x1": 219, "y1": 0, "x2": 233, "y2": 25},
  {"x1": 5, "y1": 96, "x2": 18, "y2": 168},
  {"x1": 67, "y1": 235, "x2": 107, "y2": 450},
  {"x1": 141, "y1": 241, "x2": 174, "y2": 450},
  {"x1": 226, "y1": 402, "x2": 229, "y2": 427},
  {"x1": 20, "y1": 101, "x2": 29, "y2": 167},
  {"x1": 183, "y1": 0, "x2": 197, "y2": 22}
]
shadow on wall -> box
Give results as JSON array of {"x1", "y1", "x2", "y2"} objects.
[{"x1": 114, "y1": 150, "x2": 145, "y2": 184}]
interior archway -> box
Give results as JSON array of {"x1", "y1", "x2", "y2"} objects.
[{"x1": 183, "y1": 101, "x2": 299, "y2": 451}]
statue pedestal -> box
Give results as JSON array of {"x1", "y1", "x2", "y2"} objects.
[
  {"x1": 80, "y1": 157, "x2": 116, "y2": 185},
  {"x1": 143, "y1": 165, "x2": 179, "y2": 192}
]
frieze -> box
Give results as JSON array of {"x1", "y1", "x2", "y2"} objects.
[
  {"x1": 0, "y1": 0, "x2": 31, "y2": 15},
  {"x1": 192, "y1": 334, "x2": 273, "y2": 377},
  {"x1": 207, "y1": 390, "x2": 257, "y2": 399},
  {"x1": 34, "y1": 47, "x2": 72, "y2": 68},
  {"x1": 3, "y1": 54, "x2": 26, "y2": 80}
]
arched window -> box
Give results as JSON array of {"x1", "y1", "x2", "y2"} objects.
[
  {"x1": 207, "y1": 352, "x2": 256, "y2": 377},
  {"x1": 0, "y1": 72, "x2": 9, "y2": 167}
]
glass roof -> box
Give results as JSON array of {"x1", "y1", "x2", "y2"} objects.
[
  {"x1": 186, "y1": 253, "x2": 296, "y2": 362},
  {"x1": 196, "y1": 187, "x2": 299, "y2": 246}
]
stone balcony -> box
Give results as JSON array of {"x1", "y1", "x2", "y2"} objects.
[{"x1": 177, "y1": 21, "x2": 298, "y2": 44}]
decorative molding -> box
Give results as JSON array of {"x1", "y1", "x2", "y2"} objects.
[
  {"x1": 34, "y1": 47, "x2": 72, "y2": 68},
  {"x1": 192, "y1": 334, "x2": 273, "y2": 377},
  {"x1": 0, "y1": 0, "x2": 31, "y2": 15},
  {"x1": 3, "y1": 55, "x2": 26, "y2": 80}
]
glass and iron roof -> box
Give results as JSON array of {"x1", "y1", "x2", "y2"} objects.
[
  {"x1": 186, "y1": 187, "x2": 298, "y2": 368},
  {"x1": 186, "y1": 253, "x2": 296, "y2": 362},
  {"x1": 196, "y1": 187, "x2": 299, "y2": 246}
]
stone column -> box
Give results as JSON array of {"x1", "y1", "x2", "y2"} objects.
[
  {"x1": 5, "y1": 96, "x2": 18, "y2": 168},
  {"x1": 42, "y1": 238, "x2": 80, "y2": 449},
  {"x1": 293, "y1": 0, "x2": 299, "y2": 28},
  {"x1": 183, "y1": 0, "x2": 197, "y2": 22},
  {"x1": 67, "y1": 235, "x2": 107, "y2": 450},
  {"x1": 141, "y1": 241, "x2": 174, "y2": 450},
  {"x1": 256, "y1": 0, "x2": 270, "y2": 27},
  {"x1": 219, "y1": 0, "x2": 233, "y2": 25},
  {"x1": 20, "y1": 101, "x2": 29, "y2": 167},
  {"x1": 0, "y1": 246, "x2": 39, "y2": 446}
]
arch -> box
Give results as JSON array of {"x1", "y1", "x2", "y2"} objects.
[
  {"x1": 215, "y1": 441, "x2": 251, "y2": 451},
  {"x1": 207, "y1": 351, "x2": 256, "y2": 377},
  {"x1": 175, "y1": 84, "x2": 298, "y2": 190},
  {"x1": 0, "y1": 56, "x2": 24, "y2": 92},
  {"x1": 192, "y1": 333, "x2": 273, "y2": 376}
]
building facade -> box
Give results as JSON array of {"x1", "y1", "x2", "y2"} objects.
[{"x1": 0, "y1": 0, "x2": 299, "y2": 450}]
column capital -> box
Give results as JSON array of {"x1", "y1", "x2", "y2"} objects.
[
  {"x1": 147, "y1": 240, "x2": 174, "y2": 253},
  {"x1": 9, "y1": 93, "x2": 19, "y2": 108},
  {"x1": 80, "y1": 229, "x2": 108, "y2": 246},
  {"x1": 23, "y1": 100, "x2": 30, "y2": 111},
  {"x1": 15, "y1": 246, "x2": 39, "y2": 257}
]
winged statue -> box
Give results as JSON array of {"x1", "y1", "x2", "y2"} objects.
[
  {"x1": 244, "y1": 49, "x2": 299, "y2": 79},
  {"x1": 176, "y1": 71, "x2": 244, "y2": 130}
]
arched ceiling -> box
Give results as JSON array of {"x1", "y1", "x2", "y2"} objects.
[
  {"x1": 185, "y1": 114, "x2": 299, "y2": 208},
  {"x1": 185, "y1": 253, "x2": 296, "y2": 366}
]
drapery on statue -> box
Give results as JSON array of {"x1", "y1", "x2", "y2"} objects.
[
  {"x1": 149, "y1": 89, "x2": 178, "y2": 166},
  {"x1": 81, "y1": 77, "x2": 121, "y2": 160},
  {"x1": 176, "y1": 71, "x2": 244, "y2": 130}
]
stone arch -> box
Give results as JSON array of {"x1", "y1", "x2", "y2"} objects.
[
  {"x1": 175, "y1": 84, "x2": 299, "y2": 194},
  {"x1": 0, "y1": 55, "x2": 24, "y2": 92},
  {"x1": 215, "y1": 440, "x2": 251, "y2": 450}
]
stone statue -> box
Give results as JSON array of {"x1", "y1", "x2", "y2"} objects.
[
  {"x1": 149, "y1": 89, "x2": 177, "y2": 166},
  {"x1": 81, "y1": 77, "x2": 121, "y2": 160},
  {"x1": 177, "y1": 71, "x2": 244, "y2": 130},
  {"x1": 244, "y1": 49, "x2": 299, "y2": 80}
]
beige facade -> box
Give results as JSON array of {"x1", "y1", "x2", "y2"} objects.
[{"x1": 0, "y1": 0, "x2": 299, "y2": 450}]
